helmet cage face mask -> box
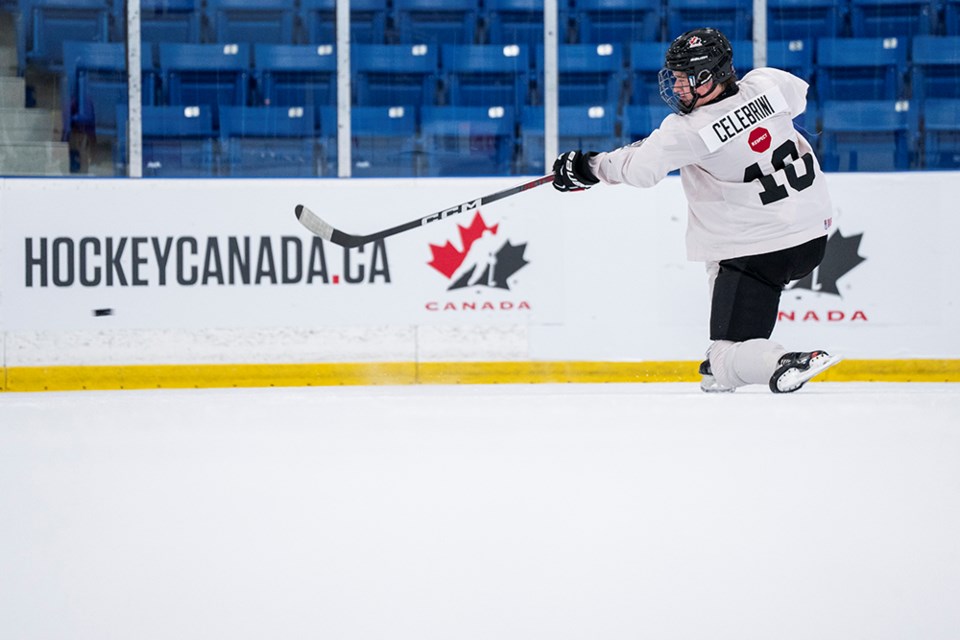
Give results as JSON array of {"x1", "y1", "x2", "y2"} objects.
[{"x1": 659, "y1": 68, "x2": 714, "y2": 114}]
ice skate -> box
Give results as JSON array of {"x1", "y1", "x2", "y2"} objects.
[
  {"x1": 699, "y1": 359, "x2": 735, "y2": 393},
  {"x1": 769, "y1": 351, "x2": 842, "y2": 393}
]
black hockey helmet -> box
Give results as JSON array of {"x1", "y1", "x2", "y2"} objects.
[{"x1": 659, "y1": 28, "x2": 737, "y2": 114}]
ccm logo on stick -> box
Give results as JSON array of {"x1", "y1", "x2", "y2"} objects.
[{"x1": 422, "y1": 199, "x2": 481, "y2": 225}]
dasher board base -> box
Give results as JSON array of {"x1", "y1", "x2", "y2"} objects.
[{"x1": 3, "y1": 360, "x2": 960, "y2": 392}]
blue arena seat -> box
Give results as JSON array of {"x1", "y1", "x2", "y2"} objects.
[
  {"x1": 317, "y1": 105, "x2": 338, "y2": 175},
  {"x1": 666, "y1": 0, "x2": 753, "y2": 42},
  {"x1": 815, "y1": 37, "x2": 907, "y2": 101},
  {"x1": 219, "y1": 106, "x2": 317, "y2": 176},
  {"x1": 921, "y1": 99, "x2": 960, "y2": 168},
  {"x1": 766, "y1": 0, "x2": 846, "y2": 41},
  {"x1": 353, "y1": 44, "x2": 441, "y2": 106},
  {"x1": 116, "y1": 104, "x2": 217, "y2": 176},
  {"x1": 252, "y1": 44, "x2": 337, "y2": 119},
  {"x1": 420, "y1": 105, "x2": 516, "y2": 176},
  {"x1": 394, "y1": 0, "x2": 480, "y2": 46},
  {"x1": 793, "y1": 98, "x2": 820, "y2": 138},
  {"x1": 628, "y1": 41, "x2": 669, "y2": 104},
  {"x1": 441, "y1": 44, "x2": 531, "y2": 107},
  {"x1": 351, "y1": 105, "x2": 421, "y2": 176},
  {"x1": 946, "y1": 0, "x2": 960, "y2": 35},
  {"x1": 518, "y1": 104, "x2": 621, "y2": 174},
  {"x1": 158, "y1": 43, "x2": 251, "y2": 113},
  {"x1": 818, "y1": 99, "x2": 917, "y2": 171},
  {"x1": 623, "y1": 103, "x2": 672, "y2": 141},
  {"x1": 204, "y1": 0, "x2": 295, "y2": 45},
  {"x1": 136, "y1": 0, "x2": 202, "y2": 43},
  {"x1": 730, "y1": 39, "x2": 755, "y2": 76},
  {"x1": 63, "y1": 40, "x2": 157, "y2": 141},
  {"x1": 297, "y1": 0, "x2": 389, "y2": 45},
  {"x1": 483, "y1": 0, "x2": 548, "y2": 46},
  {"x1": 849, "y1": 0, "x2": 936, "y2": 37},
  {"x1": 572, "y1": 0, "x2": 664, "y2": 45},
  {"x1": 766, "y1": 39, "x2": 815, "y2": 82},
  {"x1": 910, "y1": 36, "x2": 960, "y2": 102},
  {"x1": 535, "y1": 43, "x2": 626, "y2": 106},
  {"x1": 19, "y1": 0, "x2": 110, "y2": 71}
]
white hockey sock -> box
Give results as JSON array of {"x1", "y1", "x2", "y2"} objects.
[{"x1": 709, "y1": 339, "x2": 787, "y2": 389}]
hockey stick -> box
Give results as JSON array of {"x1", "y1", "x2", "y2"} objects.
[{"x1": 295, "y1": 174, "x2": 554, "y2": 248}]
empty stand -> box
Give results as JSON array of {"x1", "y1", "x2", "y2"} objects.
[
  {"x1": 946, "y1": 0, "x2": 960, "y2": 35},
  {"x1": 920, "y1": 99, "x2": 960, "y2": 168},
  {"x1": 666, "y1": 0, "x2": 752, "y2": 42},
  {"x1": 63, "y1": 40, "x2": 157, "y2": 141},
  {"x1": 297, "y1": 0, "x2": 388, "y2": 45},
  {"x1": 849, "y1": 0, "x2": 936, "y2": 37},
  {"x1": 158, "y1": 42, "x2": 250, "y2": 112},
  {"x1": 628, "y1": 40, "x2": 669, "y2": 104},
  {"x1": 316, "y1": 104, "x2": 338, "y2": 175},
  {"x1": 623, "y1": 102, "x2": 672, "y2": 141},
  {"x1": 353, "y1": 44, "x2": 440, "y2": 106},
  {"x1": 253, "y1": 44, "x2": 337, "y2": 118},
  {"x1": 351, "y1": 105, "x2": 421, "y2": 176},
  {"x1": 483, "y1": 0, "x2": 548, "y2": 46},
  {"x1": 205, "y1": 0, "x2": 295, "y2": 45},
  {"x1": 765, "y1": 0, "x2": 846, "y2": 41},
  {"x1": 441, "y1": 44, "x2": 531, "y2": 107},
  {"x1": 572, "y1": 0, "x2": 664, "y2": 45},
  {"x1": 730, "y1": 39, "x2": 755, "y2": 76},
  {"x1": 420, "y1": 105, "x2": 516, "y2": 176},
  {"x1": 815, "y1": 37, "x2": 907, "y2": 101},
  {"x1": 19, "y1": 0, "x2": 110, "y2": 71},
  {"x1": 910, "y1": 36, "x2": 960, "y2": 102},
  {"x1": 819, "y1": 99, "x2": 917, "y2": 171},
  {"x1": 536, "y1": 43, "x2": 626, "y2": 106},
  {"x1": 117, "y1": 104, "x2": 216, "y2": 175},
  {"x1": 219, "y1": 105, "x2": 317, "y2": 176},
  {"x1": 394, "y1": 0, "x2": 480, "y2": 46},
  {"x1": 136, "y1": 0, "x2": 202, "y2": 44},
  {"x1": 793, "y1": 99, "x2": 820, "y2": 137},
  {"x1": 519, "y1": 103, "x2": 621, "y2": 174},
  {"x1": 766, "y1": 38, "x2": 815, "y2": 81}
]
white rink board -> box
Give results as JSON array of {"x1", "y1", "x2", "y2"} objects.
[{"x1": 1, "y1": 172, "x2": 958, "y2": 366}]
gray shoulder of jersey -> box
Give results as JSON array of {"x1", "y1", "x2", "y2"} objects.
[
  {"x1": 739, "y1": 67, "x2": 806, "y2": 91},
  {"x1": 657, "y1": 110, "x2": 696, "y2": 134}
]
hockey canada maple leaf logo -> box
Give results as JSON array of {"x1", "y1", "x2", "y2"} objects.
[
  {"x1": 427, "y1": 212, "x2": 529, "y2": 290},
  {"x1": 790, "y1": 230, "x2": 867, "y2": 296}
]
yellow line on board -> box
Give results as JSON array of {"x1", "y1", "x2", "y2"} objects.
[
  {"x1": 2, "y1": 362, "x2": 417, "y2": 392},
  {"x1": 2, "y1": 360, "x2": 959, "y2": 392}
]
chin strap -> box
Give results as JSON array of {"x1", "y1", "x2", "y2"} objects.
[{"x1": 684, "y1": 79, "x2": 741, "y2": 113}]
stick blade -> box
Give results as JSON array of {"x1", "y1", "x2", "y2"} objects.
[{"x1": 295, "y1": 204, "x2": 335, "y2": 242}]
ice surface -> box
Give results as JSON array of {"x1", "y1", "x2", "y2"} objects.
[{"x1": 2, "y1": 383, "x2": 959, "y2": 640}]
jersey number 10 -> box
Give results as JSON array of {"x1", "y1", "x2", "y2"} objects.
[{"x1": 743, "y1": 139, "x2": 816, "y2": 205}]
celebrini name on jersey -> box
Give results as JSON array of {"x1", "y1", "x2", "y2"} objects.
[{"x1": 698, "y1": 86, "x2": 789, "y2": 153}]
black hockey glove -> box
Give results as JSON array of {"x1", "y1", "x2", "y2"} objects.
[{"x1": 552, "y1": 150, "x2": 600, "y2": 192}]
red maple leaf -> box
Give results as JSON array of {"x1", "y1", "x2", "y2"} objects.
[{"x1": 427, "y1": 213, "x2": 499, "y2": 279}]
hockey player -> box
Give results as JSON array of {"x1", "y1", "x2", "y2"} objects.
[{"x1": 552, "y1": 27, "x2": 841, "y2": 393}]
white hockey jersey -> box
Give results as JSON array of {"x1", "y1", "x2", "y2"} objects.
[{"x1": 590, "y1": 67, "x2": 833, "y2": 262}]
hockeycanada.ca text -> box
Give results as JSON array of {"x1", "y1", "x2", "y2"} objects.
[{"x1": 23, "y1": 236, "x2": 391, "y2": 287}]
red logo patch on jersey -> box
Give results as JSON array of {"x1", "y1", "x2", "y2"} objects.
[{"x1": 748, "y1": 127, "x2": 771, "y2": 153}]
